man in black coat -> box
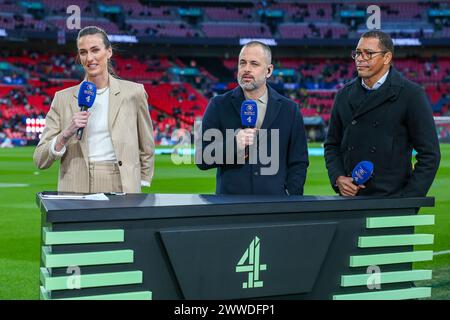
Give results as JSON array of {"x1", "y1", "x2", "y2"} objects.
[
  {"x1": 196, "y1": 41, "x2": 309, "y2": 195},
  {"x1": 325, "y1": 31, "x2": 440, "y2": 197}
]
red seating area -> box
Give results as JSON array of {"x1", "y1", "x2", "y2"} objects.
[
  {"x1": 0, "y1": 0, "x2": 448, "y2": 42},
  {"x1": 40, "y1": 0, "x2": 95, "y2": 17},
  {"x1": 0, "y1": 2, "x2": 24, "y2": 14},
  {"x1": 26, "y1": 79, "x2": 79, "y2": 97},
  {"x1": 378, "y1": 2, "x2": 426, "y2": 21},
  {"x1": 394, "y1": 58, "x2": 450, "y2": 84},
  {"x1": 225, "y1": 56, "x2": 450, "y2": 86},
  {"x1": 2, "y1": 128, "x2": 24, "y2": 139},
  {"x1": 0, "y1": 79, "x2": 208, "y2": 141},
  {"x1": 126, "y1": 20, "x2": 198, "y2": 37},
  {"x1": 144, "y1": 83, "x2": 209, "y2": 125},
  {"x1": 3, "y1": 52, "x2": 172, "y2": 81},
  {"x1": 0, "y1": 12, "x2": 50, "y2": 31},
  {"x1": 278, "y1": 23, "x2": 348, "y2": 39},
  {"x1": 0, "y1": 80, "x2": 78, "y2": 120},
  {"x1": 0, "y1": 0, "x2": 448, "y2": 41},
  {"x1": 154, "y1": 115, "x2": 193, "y2": 133},
  {"x1": 203, "y1": 7, "x2": 255, "y2": 21},
  {"x1": 183, "y1": 2, "x2": 430, "y2": 25},
  {"x1": 45, "y1": 17, "x2": 120, "y2": 34},
  {"x1": 269, "y1": 2, "x2": 334, "y2": 22},
  {"x1": 103, "y1": 0, "x2": 175, "y2": 20},
  {"x1": 224, "y1": 57, "x2": 356, "y2": 84},
  {"x1": 1, "y1": 52, "x2": 449, "y2": 142},
  {"x1": 0, "y1": 51, "x2": 213, "y2": 142},
  {"x1": 425, "y1": 84, "x2": 450, "y2": 105},
  {"x1": 113, "y1": 56, "x2": 170, "y2": 81},
  {"x1": 304, "y1": 94, "x2": 334, "y2": 110},
  {"x1": 222, "y1": 56, "x2": 450, "y2": 120},
  {"x1": 201, "y1": 22, "x2": 272, "y2": 38}
]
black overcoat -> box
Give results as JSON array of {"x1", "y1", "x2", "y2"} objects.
[
  {"x1": 325, "y1": 67, "x2": 440, "y2": 197},
  {"x1": 197, "y1": 85, "x2": 309, "y2": 195}
]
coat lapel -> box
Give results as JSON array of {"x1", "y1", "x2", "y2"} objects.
[
  {"x1": 347, "y1": 78, "x2": 367, "y2": 114},
  {"x1": 351, "y1": 67, "x2": 403, "y2": 120},
  {"x1": 231, "y1": 86, "x2": 245, "y2": 119},
  {"x1": 352, "y1": 85, "x2": 396, "y2": 119},
  {"x1": 261, "y1": 86, "x2": 281, "y2": 130},
  {"x1": 108, "y1": 75, "x2": 122, "y2": 132}
]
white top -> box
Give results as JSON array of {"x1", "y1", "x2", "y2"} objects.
[
  {"x1": 361, "y1": 69, "x2": 390, "y2": 91},
  {"x1": 86, "y1": 88, "x2": 117, "y2": 162}
]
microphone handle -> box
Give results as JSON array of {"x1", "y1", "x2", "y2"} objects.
[
  {"x1": 244, "y1": 145, "x2": 249, "y2": 159},
  {"x1": 76, "y1": 106, "x2": 89, "y2": 140},
  {"x1": 242, "y1": 125, "x2": 255, "y2": 159}
]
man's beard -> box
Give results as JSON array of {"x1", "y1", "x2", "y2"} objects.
[{"x1": 238, "y1": 76, "x2": 265, "y2": 91}]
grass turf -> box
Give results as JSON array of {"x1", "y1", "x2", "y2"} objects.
[{"x1": 0, "y1": 144, "x2": 448, "y2": 299}]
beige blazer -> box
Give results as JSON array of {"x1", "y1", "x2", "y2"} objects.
[{"x1": 33, "y1": 75, "x2": 155, "y2": 193}]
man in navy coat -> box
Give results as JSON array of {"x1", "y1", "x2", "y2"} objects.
[
  {"x1": 325, "y1": 31, "x2": 440, "y2": 197},
  {"x1": 196, "y1": 41, "x2": 309, "y2": 195}
]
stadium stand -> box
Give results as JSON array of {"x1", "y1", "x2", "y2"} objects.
[
  {"x1": 0, "y1": 0, "x2": 449, "y2": 39},
  {"x1": 1, "y1": 0, "x2": 449, "y2": 143}
]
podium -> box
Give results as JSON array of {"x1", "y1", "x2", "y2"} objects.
[{"x1": 37, "y1": 193, "x2": 435, "y2": 300}]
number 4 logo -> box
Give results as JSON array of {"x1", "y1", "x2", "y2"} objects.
[{"x1": 236, "y1": 236, "x2": 267, "y2": 289}]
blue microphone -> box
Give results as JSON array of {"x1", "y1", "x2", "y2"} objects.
[
  {"x1": 240, "y1": 100, "x2": 258, "y2": 159},
  {"x1": 352, "y1": 161, "x2": 374, "y2": 185},
  {"x1": 240, "y1": 100, "x2": 258, "y2": 128},
  {"x1": 76, "y1": 81, "x2": 96, "y2": 140}
]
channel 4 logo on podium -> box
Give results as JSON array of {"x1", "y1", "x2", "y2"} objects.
[{"x1": 236, "y1": 236, "x2": 267, "y2": 289}]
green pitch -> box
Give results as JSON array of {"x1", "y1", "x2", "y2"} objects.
[{"x1": 0, "y1": 144, "x2": 448, "y2": 299}]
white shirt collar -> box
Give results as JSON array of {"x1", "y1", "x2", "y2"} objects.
[{"x1": 361, "y1": 69, "x2": 390, "y2": 91}]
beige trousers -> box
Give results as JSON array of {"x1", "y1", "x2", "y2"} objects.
[{"x1": 89, "y1": 162, "x2": 123, "y2": 193}]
